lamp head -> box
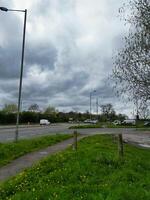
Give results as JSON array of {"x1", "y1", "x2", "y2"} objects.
[{"x1": 0, "y1": 7, "x2": 8, "y2": 12}]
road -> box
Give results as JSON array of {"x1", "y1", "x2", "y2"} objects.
[
  {"x1": 0, "y1": 123, "x2": 150, "y2": 147},
  {"x1": 0, "y1": 124, "x2": 72, "y2": 142}
]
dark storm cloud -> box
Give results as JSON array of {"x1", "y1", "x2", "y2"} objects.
[
  {"x1": 0, "y1": 39, "x2": 57, "y2": 79},
  {"x1": 22, "y1": 71, "x2": 89, "y2": 100},
  {"x1": 0, "y1": 45, "x2": 21, "y2": 78}
]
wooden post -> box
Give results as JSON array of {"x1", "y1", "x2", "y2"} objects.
[
  {"x1": 73, "y1": 131, "x2": 77, "y2": 150},
  {"x1": 118, "y1": 134, "x2": 123, "y2": 158},
  {"x1": 112, "y1": 134, "x2": 116, "y2": 143}
]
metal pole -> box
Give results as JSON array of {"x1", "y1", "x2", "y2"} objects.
[
  {"x1": 90, "y1": 90, "x2": 96, "y2": 120},
  {"x1": 15, "y1": 9, "x2": 27, "y2": 142},
  {"x1": 8, "y1": 9, "x2": 25, "y2": 12},
  {"x1": 96, "y1": 97, "x2": 98, "y2": 119},
  {"x1": 90, "y1": 93, "x2": 92, "y2": 120}
]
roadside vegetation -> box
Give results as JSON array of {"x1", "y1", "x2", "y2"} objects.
[
  {"x1": 136, "y1": 128, "x2": 150, "y2": 131},
  {"x1": 0, "y1": 134, "x2": 72, "y2": 167},
  {"x1": 107, "y1": 121, "x2": 148, "y2": 129},
  {"x1": 69, "y1": 124, "x2": 102, "y2": 129},
  {"x1": 69, "y1": 121, "x2": 148, "y2": 129},
  {"x1": 0, "y1": 135, "x2": 150, "y2": 200}
]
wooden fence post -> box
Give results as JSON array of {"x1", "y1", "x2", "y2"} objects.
[
  {"x1": 73, "y1": 131, "x2": 77, "y2": 150},
  {"x1": 118, "y1": 134, "x2": 124, "y2": 158}
]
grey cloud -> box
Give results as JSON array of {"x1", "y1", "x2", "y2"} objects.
[
  {"x1": 0, "y1": 46, "x2": 21, "y2": 78},
  {"x1": 0, "y1": 5, "x2": 26, "y2": 79},
  {"x1": 0, "y1": 35, "x2": 57, "y2": 80},
  {"x1": 31, "y1": 0, "x2": 52, "y2": 16},
  {"x1": 22, "y1": 70, "x2": 89, "y2": 100},
  {"x1": 25, "y1": 43, "x2": 57, "y2": 70},
  {"x1": 0, "y1": 0, "x2": 132, "y2": 116}
]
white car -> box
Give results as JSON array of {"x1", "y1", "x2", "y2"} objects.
[
  {"x1": 84, "y1": 119, "x2": 91, "y2": 123},
  {"x1": 112, "y1": 120, "x2": 121, "y2": 125},
  {"x1": 122, "y1": 119, "x2": 136, "y2": 125},
  {"x1": 84, "y1": 119, "x2": 98, "y2": 124},
  {"x1": 90, "y1": 120, "x2": 98, "y2": 124},
  {"x1": 40, "y1": 119, "x2": 50, "y2": 125}
]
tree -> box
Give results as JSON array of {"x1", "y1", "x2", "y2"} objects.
[
  {"x1": 100, "y1": 104, "x2": 116, "y2": 121},
  {"x1": 2, "y1": 104, "x2": 17, "y2": 113},
  {"x1": 139, "y1": 101, "x2": 150, "y2": 119},
  {"x1": 117, "y1": 113, "x2": 128, "y2": 121},
  {"x1": 44, "y1": 106, "x2": 58, "y2": 115},
  {"x1": 100, "y1": 104, "x2": 114, "y2": 115},
  {"x1": 28, "y1": 104, "x2": 40, "y2": 112},
  {"x1": 113, "y1": 0, "x2": 150, "y2": 102}
]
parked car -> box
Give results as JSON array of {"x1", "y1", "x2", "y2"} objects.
[
  {"x1": 84, "y1": 119, "x2": 98, "y2": 124},
  {"x1": 40, "y1": 119, "x2": 50, "y2": 125},
  {"x1": 144, "y1": 121, "x2": 150, "y2": 127},
  {"x1": 91, "y1": 120, "x2": 98, "y2": 124},
  {"x1": 122, "y1": 119, "x2": 136, "y2": 125},
  {"x1": 112, "y1": 120, "x2": 121, "y2": 125},
  {"x1": 84, "y1": 119, "x2": 91, "y2": 123},
  {"x1": 68, "y1": 118, "x2": 74, "y2": 123}
]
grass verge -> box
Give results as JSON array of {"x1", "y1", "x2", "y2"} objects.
[
  {"x1": 0, "y1": 135, "x2": 150, "y2": 200},
  {"x1": 0, "y1": 134, "x2": 72, "y2": 167},
  {"x1": 135, "y1": 128, "x2": 150, "y2": 131},
  {"x1": 69, "y1": 124, "x2": 102, "y2": 129},
  {"x1": 69, "y1": 122, "x2": 149, "y2": 129},
  {"x1": 69, "y1": 124, "x2": 136, "y2": 129}
]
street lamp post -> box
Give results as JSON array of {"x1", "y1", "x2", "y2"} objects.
[
  {"x1": 90, "y1": 93, "x2": 92, "y2": 120},
  {"x1": 96, "y1": 97, "x2": 98, "y2": 119},
  {"x1": 90, "y1": 90, "x2": 96, "y2": 120},
  {"x1": 0, "y1": 7, "x2": 27, "y2": 142}
]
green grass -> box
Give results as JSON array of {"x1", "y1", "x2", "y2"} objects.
[
  {"x1": 0, "y1": 134, "x2": 72, "y2": 167},
  {"x1": 69, "y1": 124, "x2": 102, "y2": 129},
  {"x1": 100, "y1": 121, "x2": 143, "y2": 128},
  {"x1": 69, "y1": 124, "x2": 136, "y2": 129},
  {"x1": 0, "y1": 135, "x2": 150, "y2": 200},
  {"x1": 107, "y1": 124, "x2": 136, "y2": 128},
  {"x1": 136, "y1": 128, "x2": 150, "y2": 131}
]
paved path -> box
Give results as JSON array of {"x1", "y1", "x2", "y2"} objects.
[{"x1": 0, "y1": 135, "x2": 86, "y2": 182}]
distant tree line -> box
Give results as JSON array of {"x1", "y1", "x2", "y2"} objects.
[{"x1": 0, "y1": 103, "x2": 130, "y2": 125}]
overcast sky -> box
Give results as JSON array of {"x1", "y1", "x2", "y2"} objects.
[{"x1": 0, "y1": 0, "x2": 134, "y2": 116}]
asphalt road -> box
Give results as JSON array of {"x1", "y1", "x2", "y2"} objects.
[
  {"x1": 0, "y1": 123, "x2": 132, "y2": 142},
  {"x1": 0, "y1": 123, "x2": 72, "y2": 142},
  {"x1": 0, "y1": 123, "x2": 150, "y2": 147}
]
